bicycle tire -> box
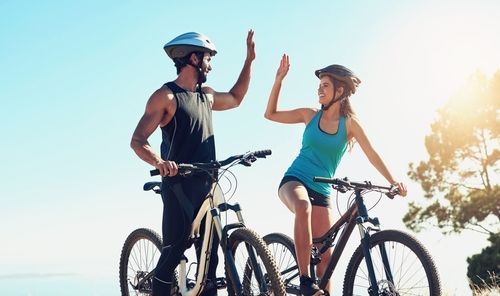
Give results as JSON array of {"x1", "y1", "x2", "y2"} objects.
[
  {"x1": 226, "y1": 228, "x2": 287, "y2": 296},
  {"x1": 263, "y1": 233, "x2": 301, "y2": 295},
  {"x1": 119, "y1": 228, "x2": 179, "y2": 296},
  {"x1": 342, "y1": 229, "x2": 441, "y2": 296}
]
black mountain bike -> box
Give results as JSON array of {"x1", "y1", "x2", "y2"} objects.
[
  {"x1": 119, "y1": 150, "x2": 286, "y2": 296},
  {"x1": 264, "y1": 177, "x2": 441, "y2": 296}
]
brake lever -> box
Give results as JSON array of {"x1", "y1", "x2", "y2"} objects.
[
  {"x1": 243, "y1": 154, "x2": 258, "y2": 166},
  {"x1": 386, "y1": 185, "x2": 399, "y2": 199},
  {"x1": 179, "y1": 170, "x2": 194, "y2": 177},
  {"x1": 334, "y1": 185, "x2": 348, "y2": 193},
  {"x1": 385, "y1": 192, "x2": 396, "y2": 199},
  {"x1": 240, "y1": 159, "x2": 253, "y2": 166}
]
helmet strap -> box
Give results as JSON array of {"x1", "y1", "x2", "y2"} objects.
[
  {"x1": 322, "y1": 96, "x2": 344, "y2": 110},
  {"x1": 188, "y1": 53, "x2": 206, "y2": 101},
  {"x1": 195, "y1": 65, "x2": 204, "y2": 102},
  {"x1": 321, "y1": 81, "x2": 345, "y2": 110}
]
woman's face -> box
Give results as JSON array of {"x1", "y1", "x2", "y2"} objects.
[
  {"x1": 318, "y1": 75, "x2": 344, "y2": 105},
  {"x1": 318, "y1": 76, "x2": 335, "y2": 105}
]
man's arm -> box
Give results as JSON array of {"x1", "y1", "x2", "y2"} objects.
[
  {"x1": 210, "y1": 30, "x2": 256, "y2": 111},
  {"x1": 130, "y1": 88, "x2": 178, "y2": 176}
]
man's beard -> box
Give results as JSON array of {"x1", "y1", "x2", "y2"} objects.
[{"x1": 198, "y1": 71, "x2": 207, "y2": 84}]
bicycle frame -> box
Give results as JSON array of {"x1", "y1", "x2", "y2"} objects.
[
  {"x1": 308, "y1": 189, "x2": 392, "y2": 295},
  {"x1": 177, "y1": 183, "x2": 225, "y2": 296},
  {"x1": 173, "y1": 181, "x2": 268, "y2": 296}
]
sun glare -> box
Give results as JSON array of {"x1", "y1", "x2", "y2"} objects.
[{"x1": 374, "y1": 8, "x2": 500, "y2": 113}]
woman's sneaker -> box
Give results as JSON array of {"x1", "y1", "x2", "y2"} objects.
[{"x1": 299, "y1": 275, "x2": 324, "y2": 296}]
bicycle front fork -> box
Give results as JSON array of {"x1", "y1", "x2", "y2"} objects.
[{"x1": 358, "y1": 225, "x2": 394, "y2": 296}]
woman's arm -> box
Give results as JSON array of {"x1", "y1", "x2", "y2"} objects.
[
  {"x1": 264, "y1": 54, "x2": 314, "y2": 124},
  {"x1": 349, "y1": 117, "x2": 408, "y2": 196}
]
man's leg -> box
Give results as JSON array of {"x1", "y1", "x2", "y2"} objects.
[{"x1": 153, "y1": 186, "x2": 191, "y2": 295}]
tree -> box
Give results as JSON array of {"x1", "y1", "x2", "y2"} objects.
[
  {"x1": 467, "y1": 232, "x2": 500, "y2": 288},
  {"x1": 404, "y1": 70, "x2": 500, "y2": 235},
  {"x1": 405, "y1": 70, "x2": 500, "y2": 289}
]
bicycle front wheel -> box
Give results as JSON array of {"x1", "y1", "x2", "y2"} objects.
[
  {"x1": 342, "y1": 229, "x2": 441, "y2": 296},
  {"x1": 227, "y1": 228, "x2": 286, "y2": 296},
  {"x1": 263, "y1": 233, "x2": 300, "y2": 295}
]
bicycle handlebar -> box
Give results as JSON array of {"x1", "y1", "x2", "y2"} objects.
[
  {"x1": 313, "y1": 176, "x2": 399, "y2": 199},
  {"x1": 150, "y1": 149, "x2": 272, "y2": 177}
]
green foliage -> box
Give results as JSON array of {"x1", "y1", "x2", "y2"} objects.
[
  {"x1": 404, "y1": 70, "x2": 500, "y2": 234},
  {"x1": 467, "y1": 233, "x2": 500, "y2": 289}
]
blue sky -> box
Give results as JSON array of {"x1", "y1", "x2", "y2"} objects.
[{"x1": 1, "y1": 1, "x2": 499, "y2": 295}]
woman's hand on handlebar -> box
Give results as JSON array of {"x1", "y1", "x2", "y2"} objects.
[
  {"x1": 391, "y1": 181, "x2": 407, "y2": 197},
  {"x1": 154, "y1": 159, "x2": 178, "y2": 177}
]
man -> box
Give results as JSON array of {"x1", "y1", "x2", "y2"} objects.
[{"x1": 130, "y1": 30, "x2": 255, "y2": 295}]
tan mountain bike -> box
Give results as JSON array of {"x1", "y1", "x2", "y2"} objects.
[{"x1": 119, "y1": 150, "x2": 286, "y2": 296}]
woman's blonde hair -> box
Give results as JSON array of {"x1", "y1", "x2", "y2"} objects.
[{"x1": 329, "y1": 76, "x2": 357, "y2": 151}]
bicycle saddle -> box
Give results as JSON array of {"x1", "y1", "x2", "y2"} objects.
[{"x1": 143, "y1": 181, "x2": 162, "y2": 192}]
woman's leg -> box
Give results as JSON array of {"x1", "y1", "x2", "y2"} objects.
[
  {"x1": 278, "y1": 181, "x2": 313, "y2": 277},
  {"x1": 311, "y1": 205, "x2": 335, "y2": 294}
]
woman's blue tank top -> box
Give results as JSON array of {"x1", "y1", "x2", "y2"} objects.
[{"x1": 284, "y1": 110, "x2": 348, "y2": 197}]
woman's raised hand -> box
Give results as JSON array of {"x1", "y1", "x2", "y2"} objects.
[{"x1": 275, "y1": 54, "x2": 290, "y2": 81}]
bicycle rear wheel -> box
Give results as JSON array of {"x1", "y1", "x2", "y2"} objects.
[
  {"x1": 119, "y1": 228, "x2": 180, "y2": 296},
  {"x1": 119, "y1": 228, "x2": 162, "y2": 296},
  {"x1": 227, "y1": 228, "x2": 286, "y2": 295},
  {"x1": 263, "y1": 233, "x2": 301, "y2": 295},
  {"x1": 342, "y1": 229, "x2": 441, "y2": 296}
]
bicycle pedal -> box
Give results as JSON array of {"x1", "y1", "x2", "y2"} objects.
[
  {"x1": 215, "y1": 277, "x2": 227, "y2": 289},
  {"x1": 311, "y1": 257, "x2": 321, "y2": 264}
]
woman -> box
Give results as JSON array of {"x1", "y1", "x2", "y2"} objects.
[{"x1": 264, "y1": 54, "x2": 407, "y2": 296}]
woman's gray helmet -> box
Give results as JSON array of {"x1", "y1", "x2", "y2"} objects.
[
  {"x1": 315, "y1": 64, "x2": 361, "y2": 96},
  {"x1": 163, "y1": 32, "x2": 217, "y2": 59}
]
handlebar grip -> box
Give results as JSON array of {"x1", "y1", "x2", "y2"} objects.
[
  {"x1": 253, "y1": 149, "x2": 272, "y2": 157},
  {"x1": 313, "y1": 176, "x2": 334, "y2": 184},
  {"x1": 150, "y1": 164, "x2": 195, "y2": 177}
]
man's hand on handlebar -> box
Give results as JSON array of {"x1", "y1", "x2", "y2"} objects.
[{"x1": 154, "y1": 159, "x2": 179, "y2": 177}]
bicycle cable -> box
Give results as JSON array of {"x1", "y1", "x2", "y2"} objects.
[
  {"x1": 214, "y1": 160, "x2": 241, "y2": 228},
  {"x1": 366, "y1": 189, "x2": 383, "y2": 211}
]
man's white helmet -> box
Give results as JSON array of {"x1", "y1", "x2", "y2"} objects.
[{"x1": 163, "y1": 32, "x2": 217, "y2": 59}]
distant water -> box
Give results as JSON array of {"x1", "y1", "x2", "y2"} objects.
[{"x1": 0, "y1": 274, "x2": 117, "y2": 296}]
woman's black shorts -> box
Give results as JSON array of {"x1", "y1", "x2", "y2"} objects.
[{"x1": 278, "y1": 175, "x2": 331, "y2": 208}]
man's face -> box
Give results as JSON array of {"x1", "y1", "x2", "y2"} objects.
[{"x1": 198, "y1": 53, "x2": 212, "y2": 83}]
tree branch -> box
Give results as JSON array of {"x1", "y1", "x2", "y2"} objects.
[
  {"x1": 442, "y1": 181, "x2": 483, "y2": 191},
  {"x1": 470, "y1": 222, "x2": 495, "y2": 235},
  {"x1": 464, "y1": 226, "x2": 491, "y2": 235},
  {"x1": 480, "y1": 128, "x2": 492, "y2": 191}
]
